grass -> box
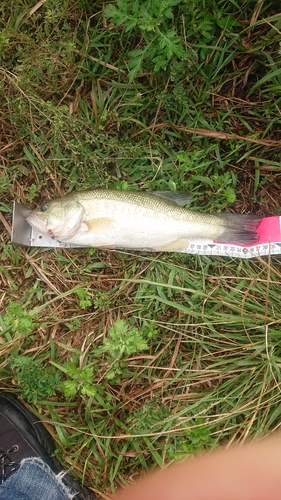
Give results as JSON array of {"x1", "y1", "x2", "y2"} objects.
[{"x1": 1, "y1": 0, "x2": 281, "y2": 497}]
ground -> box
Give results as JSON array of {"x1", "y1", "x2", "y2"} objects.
[{"x1": 0, "y1": 1, "x2": 281, "y2": 497}]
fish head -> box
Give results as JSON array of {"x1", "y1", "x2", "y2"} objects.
[{"x1": 26, "y1": 196, "x2": 85, "y2": 240}]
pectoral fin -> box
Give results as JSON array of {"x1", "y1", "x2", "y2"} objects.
[
  {"x1": 153, "y1": 238, "x2": 189, "y2": 252},
  {"x1": 85, "y1": 218, "x2": 116, "y2": 234}
]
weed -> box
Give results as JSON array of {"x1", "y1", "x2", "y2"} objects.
[
  {"x1": 165, "y1": 420, "x2": 215, "y2": 460},
  {"x1": 11, "y1": 355, "x2": 61, "y2": 405},
  {"x1": 93, "y1": 291, "x2": 111, "y2": 311},
  {"x1": 64, "y1": 318, "x2": 82, "y2": 331},
  {"x1": 106, "y1": 0, "x2": 185, "y2": 81},
  {"x1": 101, "y1": 319, "x2": 149, "y2": 380},
  {"x1": 60, "y1": 362, "x2": 99, "y2": 398},
  {"x1": 75, "y1": 287, "x2": 93, "y2": 310},
  {"x1": 26, "y1": 183, "x2": 41, "y2": 203},
  {"x1": 1, "y1": 303, "x2": 36, "y2": 340}
]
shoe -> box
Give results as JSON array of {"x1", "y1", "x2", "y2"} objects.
[{"x1": 0, "y1": 392, "x2": 95, "y2": 499}]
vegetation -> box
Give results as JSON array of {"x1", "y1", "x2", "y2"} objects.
[{"x1": 1, "y1": 0, "x2": 281, "y2": 497}]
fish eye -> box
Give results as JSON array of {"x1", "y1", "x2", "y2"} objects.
[{"x1": 40, "y1": 204, "x2": 49, "y2": 212}]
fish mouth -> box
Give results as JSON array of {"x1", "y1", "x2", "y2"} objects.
[{"x1": 26, "y1": 211, "x2": 47, "y2": 232}]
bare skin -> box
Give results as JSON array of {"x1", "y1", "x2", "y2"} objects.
[{"x1": 112, "y1": 435, "x2": 281, "y2": 500}]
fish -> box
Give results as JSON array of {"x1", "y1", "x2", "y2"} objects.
[{"x1": 25, "y1": 189, "x2": 262, "y2": 251}]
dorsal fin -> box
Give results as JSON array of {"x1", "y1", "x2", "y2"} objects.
[{"x1": 152, "y1": 191, "x2": 193, "y2": 207}]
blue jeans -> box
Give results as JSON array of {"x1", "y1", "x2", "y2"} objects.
[{"x1": 0, "y1": 457, "x2": 72, "y2": 500}]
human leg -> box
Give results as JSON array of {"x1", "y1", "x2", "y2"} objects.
[{"x1": 0, "y1": 392, "x2": 95, "y2": 500}]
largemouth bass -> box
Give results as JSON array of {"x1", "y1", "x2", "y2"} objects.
[{"x1": 26, "y1": 189, "x2": 262, "y2": 251}]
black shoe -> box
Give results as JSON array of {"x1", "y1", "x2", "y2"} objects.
[{"x1": 0, "y1": 392, "x2": 95, "y2": 499}]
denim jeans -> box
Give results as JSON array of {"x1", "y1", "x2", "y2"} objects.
[{"x1": 0, "y1": 457, "x2": 72, "y2": 500}]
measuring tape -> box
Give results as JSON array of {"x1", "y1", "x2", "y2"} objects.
[
  {"x1": 182, "y1": 216, "x2": 281, "y2": 258},
  {"x1": 182, "y1": 241, "x2": 281, "y2": 258}
]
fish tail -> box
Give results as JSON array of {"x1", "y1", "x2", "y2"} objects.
[{"x1": 216, "y1": 214, "x2": 262, "y2": 244}]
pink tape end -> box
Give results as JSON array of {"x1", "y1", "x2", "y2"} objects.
[
  {"x1": 256, "y1": 216, "x2": 281, "y2": 244},
  {"x1": 214, "y1": 216, "x2": 281, "y2": 247}
]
